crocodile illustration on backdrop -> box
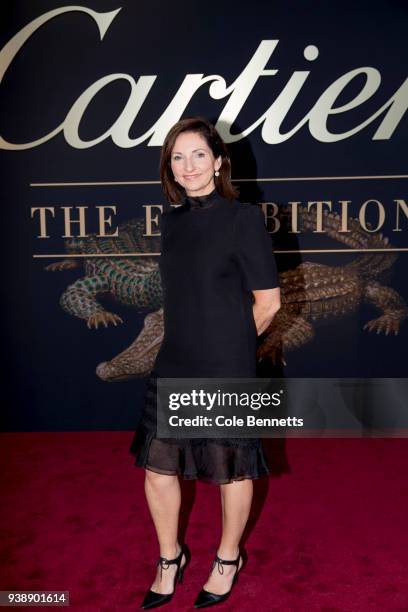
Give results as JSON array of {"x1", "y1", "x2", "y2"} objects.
[
  {"x1": 45, "y1": 217, "x2": 163, "y2": 323},
  {"x1": 45, "y1": 208, "x2": 408, "y2": 380}
]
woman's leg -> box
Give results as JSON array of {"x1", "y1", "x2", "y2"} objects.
[
  {"x1": 144, "y1": 469, "x2": 186, "y2": 594},
  {"x1": 201, "y1": 479, "x2": 252, "y2": 594}
]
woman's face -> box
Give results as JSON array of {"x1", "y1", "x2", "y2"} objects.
[{"x1": 170, "y1": 131, "x2": 222, "y2": 196}]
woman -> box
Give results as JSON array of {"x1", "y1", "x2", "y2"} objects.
[{"x1": 129, "y1": 116, "x2": 281, "y2": 609}]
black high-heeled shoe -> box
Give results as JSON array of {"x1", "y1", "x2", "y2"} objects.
[
  {"x1": 140, "y1": 543, "x2": 190, "y2": 610},
  {"x1": 193, "y1": 550, "x2": 243, "y2": 608}
]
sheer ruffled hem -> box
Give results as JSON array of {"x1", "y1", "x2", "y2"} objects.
[{"x1": 129, "y1": 426, "x2": 270, "y2": 485}]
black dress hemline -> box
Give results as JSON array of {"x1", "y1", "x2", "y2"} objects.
[
  {"x1": 129, "y1": 371, "x2": 271, "y2": 486},
  {"x1": 129, "y1": 424, "x2": 271, "y2": 485}
]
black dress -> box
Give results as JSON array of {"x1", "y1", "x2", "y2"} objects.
[{"x1": 129, "y1": 187, "x2": 279, "y2": 484}]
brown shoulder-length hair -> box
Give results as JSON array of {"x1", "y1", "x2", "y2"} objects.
[{"x1": 159, "y1": 116, "x2": 239, "y2": 204}]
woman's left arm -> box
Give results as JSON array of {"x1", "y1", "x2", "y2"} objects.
[{"x1": 252, "y1": 287, "x2": 281, "y2": 336}]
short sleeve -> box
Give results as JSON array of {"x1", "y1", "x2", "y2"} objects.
[{"x1": 233, "y1": 205, "x2": 279, "y2": 291}]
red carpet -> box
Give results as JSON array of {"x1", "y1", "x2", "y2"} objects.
[{"x1": 1, "y1": 433, "x2": 408, "y2": 611}]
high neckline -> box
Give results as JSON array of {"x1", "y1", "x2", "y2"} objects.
[{"x1": 183, "y1": 187, "x2": 221, "y2": 210}]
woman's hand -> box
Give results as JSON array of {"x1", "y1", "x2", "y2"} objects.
[{"x1": 252, "y1": 287, "x2": 281, "y2": 336}]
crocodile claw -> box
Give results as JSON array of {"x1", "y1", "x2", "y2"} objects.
[
  {"x1": 87, "y1": 312, "x2": 124, "y2": 330},
  {"x1": 363, "y1": 315, "x2": 401, "y2": 336},
  {"x1": 45, "y1": 259, "x2": 78, "y2": 271},
  {"x1": 258, "y1": 343, "x2": 287, "y2": 366}
]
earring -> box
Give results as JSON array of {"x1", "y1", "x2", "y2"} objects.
[{"x1": 215, "y1": 171, "x2": 220, "y2": 177}]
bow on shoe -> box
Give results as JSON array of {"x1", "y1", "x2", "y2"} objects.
[{"x1": 157, "y1": 556, "x2": 171, "y2": 581}]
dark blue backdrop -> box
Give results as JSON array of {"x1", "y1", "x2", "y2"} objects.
[{"x1": 2, "y1": 0, "x2": 407, "y2": 430}]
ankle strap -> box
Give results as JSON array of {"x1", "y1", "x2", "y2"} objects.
[
  {"x1": 157, "y1": 546, "x2": 183, "y2": 569},
  {"x1": 157, "y1": 546, "x2": 184, "y2": 580},
  {"x1": 212, "y1": 552, "x2": 240, "y2": 575}
]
